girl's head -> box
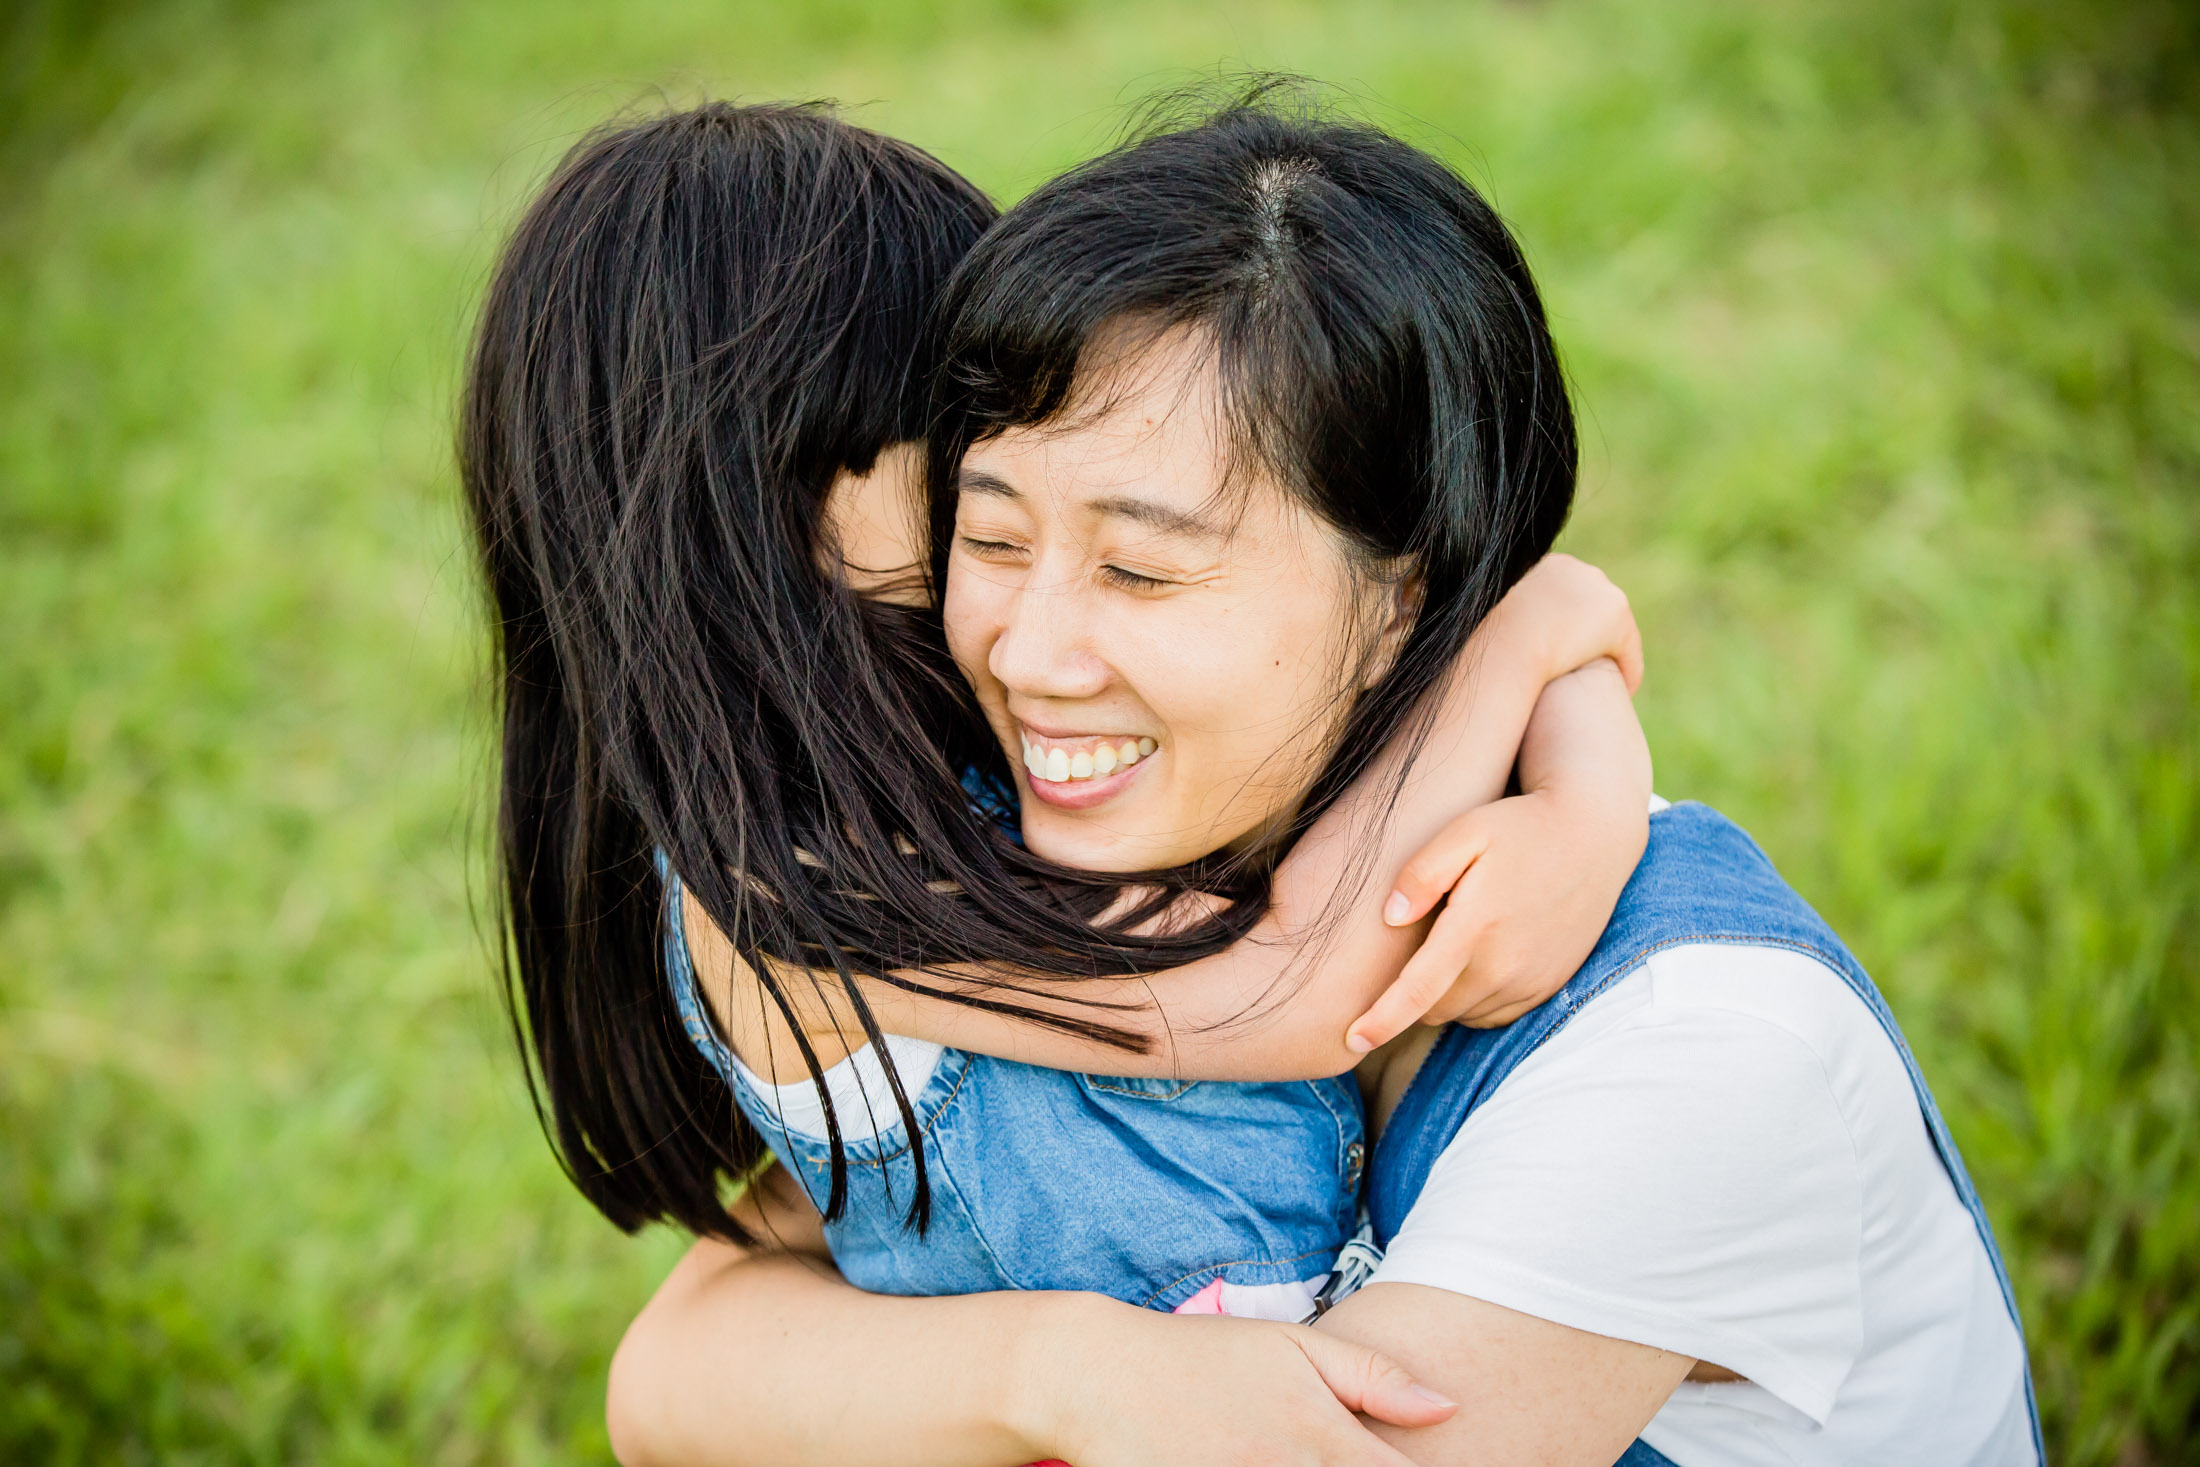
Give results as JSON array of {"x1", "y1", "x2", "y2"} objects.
[
  {"x1": 933, "y1": 92, "x2": 1577, "y2": 873},
  {"x1": 467, "y1": 102, "x2": 992, "y2": 624},
  {"x1": 463, "y1": 102, "x2": 1005, "y2": 1236},
  {"x1": 464, "y1": 101, "x2": 1280, "y2": 1244}
]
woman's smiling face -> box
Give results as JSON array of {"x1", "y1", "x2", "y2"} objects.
[{"x1": 943, "y1": 328, "x2": 1393, "y2": 873}]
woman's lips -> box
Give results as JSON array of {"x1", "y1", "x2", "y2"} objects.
[
  {"x1": 1017, "y1": 727, "x2": 1158, "y2": 811},
  {"x1": 1022, "y1": 753, "x2": 1150, "y2": 810}
]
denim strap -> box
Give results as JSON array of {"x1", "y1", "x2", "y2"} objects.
[{"x1": 1368, "y1": 802, "x2": 2042, "y2": 1466}]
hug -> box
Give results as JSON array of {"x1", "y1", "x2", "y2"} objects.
[{"x1": 463, "y1": 89, "x2": 2040, "y2": 1466}]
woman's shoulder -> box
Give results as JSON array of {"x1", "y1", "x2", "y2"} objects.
[
  {"x1": 1555, "y1": 940, "x2": 1913, "y2": 1119},
  {"x1": 1495, "y1": 939, "x2": 1906, "y2": 1139}
]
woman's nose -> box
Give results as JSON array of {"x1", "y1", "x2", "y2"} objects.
[{"x1": 988, "y1": 575, "x2": 1109, "y2": 701}]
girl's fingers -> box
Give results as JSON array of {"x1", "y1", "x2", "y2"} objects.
[
  {"x1": 1290, "y1": 1327, "x2": 1457, "y2": 1431},
  {"x1": 1348, "y1": 899, "x2": 1487, "y2": 1051},
  {"x1": 1517, "y1": 553, "x2": 1640, "y2": 689},
  {"x1": 1419, "y1": 981, "x2": 1483, "y2": 1029},
  {"x1": 1381, "y1": 817, "x2": 1491, "y2": 927},
  {"x1": 1615, "y1": 621, "x2": 1645, "y2": 694},
  {"x1": 1346, "y1": 969, "x2": 1445, "y2": 1053}
]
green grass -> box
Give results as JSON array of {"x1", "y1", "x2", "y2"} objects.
[{"x1": 2, "y1": 0, "x2": 2194, "y2": 1461}]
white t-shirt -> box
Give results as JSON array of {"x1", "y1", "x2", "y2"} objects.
[{"x1": 1372, "y1": 941, "x2": 2036, "y2": 1466}]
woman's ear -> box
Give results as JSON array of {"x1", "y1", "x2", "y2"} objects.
[{"x1": 1361, "y1": 564, "x2": 1424, "y2": 690}]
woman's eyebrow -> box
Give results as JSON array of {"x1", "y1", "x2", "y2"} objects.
[
  {"x1": 1085, "y1": 494, "x2": 1226, "y2": 541},
  {"x1": 956, "y1": 468, "x2": 1022, "y2": 501},
  {"x1": 958, "y1": 469, "x2": 1224, "y2": 542}
]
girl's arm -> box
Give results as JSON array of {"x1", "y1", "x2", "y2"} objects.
[
  {"x1": 1351, "y1": 654, "x2": 1652, "y2": 1039},
  {"x1": 695, "y1": 555, "x2": 1648, "y2": 1084}
]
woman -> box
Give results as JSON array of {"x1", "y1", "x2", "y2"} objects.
[{"x1": 609, "y1": 99, "x2": 2041, "y2": 1467}]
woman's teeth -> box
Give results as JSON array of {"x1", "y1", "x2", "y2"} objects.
[{"x1": 1022, "y1": 733, "x2": 1158, "y2": 784}]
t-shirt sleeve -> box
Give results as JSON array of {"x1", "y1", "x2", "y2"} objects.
[{"x1": 1370, "y1": 971, "x2": 1867, "y2": 1425}]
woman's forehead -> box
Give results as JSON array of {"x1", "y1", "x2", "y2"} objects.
[{"x1": 960, "y1": 332, "x2": 1290, "y2": 537}]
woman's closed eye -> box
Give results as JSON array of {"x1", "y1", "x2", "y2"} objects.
[
  {"x1": 1098, "y1": 563, "x2": 1172, "y2": 592},
  {"x1": 958, "y1": 535, "x2": 1028, "y2": 561}
]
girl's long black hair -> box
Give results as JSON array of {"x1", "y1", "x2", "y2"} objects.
[
  {"x1": 462, "y1": 88, "x2": 1575, "y2": 1245},
  {"x1": 463, "y1": 102, "x2": 1259, "y2": 1243}
]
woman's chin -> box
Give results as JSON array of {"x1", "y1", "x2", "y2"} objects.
[
  {"x1": 1020, "y1": 828, "x2": 1152, "y2": 874},
  {"x1": 1017, "y1": 810, "x2": 1220, "y2": 878},
  {"x1": 1016, "y1": 790, "x2": 1173, "y2": 875}
]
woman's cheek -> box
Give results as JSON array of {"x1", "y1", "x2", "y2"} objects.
[
  {"x1": 1164, "y1": 649, "x2": 1289, "y2": 816},
  {"x1": 942, "y1": 566, "x2": 1003, "y2": 689}
]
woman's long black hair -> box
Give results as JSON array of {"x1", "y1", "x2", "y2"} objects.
[
  {"x1": 929, "y1": 83, "x2": 1578, "y2": 894},
  {"x1": 462, "y1": 89, "x2": 1576, "y2": 1246}
]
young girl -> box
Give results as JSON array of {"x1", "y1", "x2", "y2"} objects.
[{"x1": 462, "y1": 94, "x2": 1647, "y2": 1380}]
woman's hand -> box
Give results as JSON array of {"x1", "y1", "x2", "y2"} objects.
[
  {"x1": 1018, "y1": 1298, "x2": 1455, "y2": 1467},
  {"x1": 1348, "y1": 658, "x2": 1652, "y2": 1043}
]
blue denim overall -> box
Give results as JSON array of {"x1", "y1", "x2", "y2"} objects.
[
  {"x1": 1368, "y1": 801, "x2": 2044, "y2": 1467},
  {"x1": 661, "y1": 871, "x2": 1364, "y2": 1310}
]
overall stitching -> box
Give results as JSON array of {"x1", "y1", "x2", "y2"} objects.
[
  {"x1": 1385, "y1": 930, "x2": 1858, "y2": 1131},
  {"x1": 1082, "y1": 1074, "x2": 1199, "y2": 1101},
  {"x1": 1138, "y1": 1244, "x2": 1339, "y2": 1311}
]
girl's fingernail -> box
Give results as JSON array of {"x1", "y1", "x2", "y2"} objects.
[
  {"x1": 1346, "y1": 1030, "x2": 1375, "y2": 1053},
  {"x1": 1382, "y1": 892, "x2": 1411, "y2": 925},
  {"x1": 1408, "y1": 1384, "x2": 1457, "y2": 1409}
]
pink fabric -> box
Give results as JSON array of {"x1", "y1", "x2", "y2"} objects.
[{"x1": 1172, "y1": 1278, "x2": 1229, "y2": 1315}]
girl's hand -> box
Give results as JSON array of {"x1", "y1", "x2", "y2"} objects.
[
  {"x1": 1364, "y1": 781, "x2": 1642, "y2": 1032},
  {"x1": 1491, "y1": 553, "x2": 1643, "y2": 692},
  {"x1": 1348, "y1": 658, "x2": 1652, "y2": 1045},
  {"x1": 1018, "y1": 1299, "x2": 1455, "y2": 1467}
]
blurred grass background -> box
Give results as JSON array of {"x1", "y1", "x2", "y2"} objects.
[{"x1": 1, "y1": 0, "x2": 2194, "y2": 1461}]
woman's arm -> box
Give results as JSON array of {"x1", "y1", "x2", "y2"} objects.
[
  {"x1": 608, "y1": 1243, "x2": 1051, "y2": 1467},
  {"x1": 697, "y1": 556, "x2": 1648, "y2": 1084},
  {"x1": 1316, "y1": 1284, "x2": 1692, "y2": 1465},
  {"x1": 607, "y1": 1183, "x2": 1451, "y2": 1467},
  {"x1": 606, "y1": 1196, "x2": 1677, "y2": 1467}
]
